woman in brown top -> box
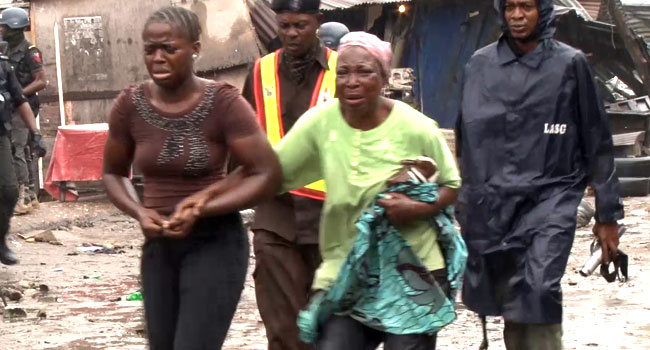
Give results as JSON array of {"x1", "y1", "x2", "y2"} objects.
[{"x1": 102, "y1": 7, "x2": 280, "y2": 350}]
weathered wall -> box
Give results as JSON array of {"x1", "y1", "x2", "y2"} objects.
[
  {"x1": 173, "y1": 0, "x2": 260, "y2": 72},
  {"x1": 31, "y1": 0, "x2": 259, "y2": 135},
  {"x1": 32, "y1": 0, "x2": 164, "y2": 132}
]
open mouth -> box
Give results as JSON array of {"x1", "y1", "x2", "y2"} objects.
[
  {"x1": 152, "y1": 71, "x2": 172, "y2": 80},
  {"x1": 344, "y1": 95, "x2": 365, "y2": 105}
]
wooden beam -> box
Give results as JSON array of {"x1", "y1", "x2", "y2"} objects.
[{"x1": 39, "y1": 90, "x2": 121, "y2": 103}]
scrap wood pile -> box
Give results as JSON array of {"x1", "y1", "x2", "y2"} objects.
[{"x1": 606, "y1": 96, "x2": 650, "y2": 197}]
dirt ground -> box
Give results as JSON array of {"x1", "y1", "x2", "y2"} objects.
[{"x1": 1, "y1": 196, "x2": 649, "y2": 350}]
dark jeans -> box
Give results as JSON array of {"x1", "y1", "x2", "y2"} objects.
[
  {"x1": 141, "y1": 214, "x2": 249, "y2": 350},
  {"x1": 252, "y1": 229, "x2": 321, "y2": 350},
  {"x1": 0, "y1": 134, "x2": 18, "y2": 240},
  {"x1": 317, "y1": 269, "x2": 450, "y2": 350}
]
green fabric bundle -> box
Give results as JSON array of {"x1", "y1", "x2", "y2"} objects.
[{"x1": 298, "y1": 181, "x2": 467, "y2": 343}]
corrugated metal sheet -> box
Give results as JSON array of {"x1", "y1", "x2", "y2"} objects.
[
  {"x1": 247, "y1": 0, "x2": 278, "y2": 49},
  {"x1": 624, "y1": 4, "x2": 650, "y2": 50},
  {"x1": 578, "y1": 0, "x2": 602, "y2": 19},
  {"x1": 321, "y1": 0, "x2": 409, "y2": 10},
  {"x1": 554, "y1": 0, "x2": 592, "y2": 19}
]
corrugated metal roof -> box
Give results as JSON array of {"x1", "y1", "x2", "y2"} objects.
[
  {"x1": 554, "y1": 0, "x2": 593, "y2": 19},
  {"x1": 247, "y1": 0, "x2": 278, "y2": 49},
  {"x1": 578, "y1": 0, "x2": 602, "y2": 19},
  {"x1": 321, "y1": 0, "x2": 410, "y2": 11},
  {"x1": 624, "y1": 4, "x2": 650, "y2": 50}
]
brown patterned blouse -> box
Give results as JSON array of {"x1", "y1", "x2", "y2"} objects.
[{"x1": 108, "y1": 81, "x2": 259, "y2": 215}]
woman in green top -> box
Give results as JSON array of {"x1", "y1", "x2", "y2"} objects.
[{"x1": 172, "y1": 32, "x2": 460, "y2": 349}]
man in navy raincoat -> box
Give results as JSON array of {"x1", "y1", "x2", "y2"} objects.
[{"x1": 456, "y1": 0, "x2": 624, "y2": 348}]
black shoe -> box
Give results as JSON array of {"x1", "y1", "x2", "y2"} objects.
[{"x1": 0, "y1": 244, "x2": 18, "y2": 265}]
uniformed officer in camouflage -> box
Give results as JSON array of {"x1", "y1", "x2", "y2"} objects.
[
  {"x1": 0, "y1": 7, "x2": 47, "y2": 215},
  {"x1": 0, "y1": 35, "x2": 46, "y2": 265}
]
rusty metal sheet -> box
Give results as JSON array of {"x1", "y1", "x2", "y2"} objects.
[
  {"x1": 623, "y1": 3, "x2": 650, "y2": 52},
  {"x1": 321, "y1": 0, "x2": 410, "y2": 11},
  {"x1": 578, "y1": 0, "x2": 603, "y2": 20},
  {"x1": 555, "y1": 0, "x2": 592, "y2": 19},
  {"x1": 174, "y1": 0, "x2": 261, "y2": 71},
  {"x1": 247, "y1": 0, "x2": 278, "y2": 51},
  {"x1": 608, "y1": 0, "x2": 650, "y2": 97}
]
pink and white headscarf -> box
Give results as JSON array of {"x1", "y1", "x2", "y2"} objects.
[{"x1": 338, "y1": 32, "x2": 393, "y2": 79}]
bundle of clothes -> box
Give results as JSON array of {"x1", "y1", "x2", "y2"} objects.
[{"x1": 298, "y1": 157, "x2": 468, "y2": 343}]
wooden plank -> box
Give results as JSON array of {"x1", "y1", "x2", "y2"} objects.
[{"x1": 613, "y1": 131, "x2": 645, "y2": 146}]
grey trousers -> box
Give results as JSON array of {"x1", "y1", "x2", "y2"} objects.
[
  {"x1": 10, "y1": 127, "x2": 29, "y2": 186},
  {"x1": 504, "y1": 322, "x2": 563, "y2": 350}
]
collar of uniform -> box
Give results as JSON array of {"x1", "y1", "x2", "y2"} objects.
[
  {"x1": 497, "y1": 36, "x2": 545, "y2": 69},
  {"x1": 277, "y1": 43, "x2": 329, "y2": 70},
  {"x1": 8, "y1": 40, "x2": 29, "y2": 56},
  {"x1": 314, "y1": 44, "x2": 330, "y2": 70}
]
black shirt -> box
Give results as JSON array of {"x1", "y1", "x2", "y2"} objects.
[{"x1": 0, "y1": 60, "x2": 27, "y2": 135}]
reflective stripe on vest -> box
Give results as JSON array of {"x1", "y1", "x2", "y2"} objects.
[{"x1": 253, "y1": 48, "x2": 337, "y2": 201}]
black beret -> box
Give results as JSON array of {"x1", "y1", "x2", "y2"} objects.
[{"x1": 271, "y1": 0, "x2": 321, "y2": 13}]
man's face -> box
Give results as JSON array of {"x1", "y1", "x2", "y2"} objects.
[
  {"x1": 504, "y1": 0, "x2": 539, "y2": 40},
  {"x1": 276, "y1": 12, "x2": 319, "y2": 57}
]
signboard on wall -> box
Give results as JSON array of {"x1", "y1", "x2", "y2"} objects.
[{"x1": 63, "y1": 16, "x2": 112, "y2": 85}]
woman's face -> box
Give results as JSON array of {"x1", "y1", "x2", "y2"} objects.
[
  {"x1": 336, "y1": 46, "x2": 385, "y2": 114},
  {"x1": 142, "y1": 21, "x2": 198, "y2": 89}
]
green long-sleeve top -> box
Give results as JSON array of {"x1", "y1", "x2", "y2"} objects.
[{"x1": 275, "y1": 99, "x2": 461, "y2": 290}]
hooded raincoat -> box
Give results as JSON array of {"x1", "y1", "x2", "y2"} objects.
[{"x1": 456, "y1": 0, "x2": 624, "y2": 324}]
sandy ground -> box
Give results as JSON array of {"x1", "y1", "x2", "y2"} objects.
[{"x1": 1, "y1": 196, "x2": 649, "y2": 350}]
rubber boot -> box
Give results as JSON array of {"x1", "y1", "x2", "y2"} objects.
[
  {"x1": 0, "y1": 234, "x2": 18, "y2": 265},
  {"x1": 13, "y1": 184, "x2": 31, "y2": 215}
]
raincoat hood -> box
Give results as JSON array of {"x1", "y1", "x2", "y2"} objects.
[{"x1": 494, "y1": 0, "x2": 556, "y2": 40}]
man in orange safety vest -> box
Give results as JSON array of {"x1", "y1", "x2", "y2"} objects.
[{"x1": 241, "y1": 0, "x2": 336, "y2": 349}]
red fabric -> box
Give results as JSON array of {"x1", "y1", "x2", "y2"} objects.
[{"x1": 44, "y1": 123, "x2": 109, "y2": 201}]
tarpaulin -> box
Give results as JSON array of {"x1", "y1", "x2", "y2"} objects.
[{"x1": 44, "y1": 123, "x2": 109, "y2": 201}]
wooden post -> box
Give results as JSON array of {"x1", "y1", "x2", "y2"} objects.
[{"x1": 54, "y1": 21, "x2": 65, "y2": 127}]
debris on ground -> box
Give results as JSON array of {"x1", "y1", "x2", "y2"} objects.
[
  {"x1": 3, "y1": 306, "x2": 27, "y2": 320},
  {"x1": 0, "y1": 198, "x2": 648, "y2": 349},
  {"x1": 17, "y1": 230, "x2": 63, "y2": 246}
]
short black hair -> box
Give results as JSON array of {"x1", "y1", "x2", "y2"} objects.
[{"x1": 145, "y1": 6, "x2": 202, "y2": 42}]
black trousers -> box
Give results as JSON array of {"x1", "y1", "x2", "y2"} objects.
[
  {"x1": 141, "y1": 214, "x2": 249, "y2": 350},
  {"x1": 0, "y1": 134, "x2": 18, "y2": 242},
  {"x1": 317, "y1": 269, "x2": 450, "y2": 350}
]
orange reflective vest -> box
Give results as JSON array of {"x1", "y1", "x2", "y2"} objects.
[{"x1": 253, "y1": 48, "x2": 337, "y2": 201}]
